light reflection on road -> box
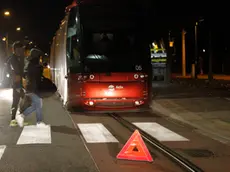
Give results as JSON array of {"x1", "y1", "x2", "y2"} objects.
[{"x1": 0, "y1": 89, "x2": 13, "y2": 101}]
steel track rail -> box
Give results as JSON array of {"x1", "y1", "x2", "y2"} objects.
[{"x1": 109, "y1": 113, "x2": 204, "y2": 172}]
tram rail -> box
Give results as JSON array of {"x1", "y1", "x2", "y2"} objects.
[{"x1": 108, "y1": 113, "x2": 204, "y2": 172}]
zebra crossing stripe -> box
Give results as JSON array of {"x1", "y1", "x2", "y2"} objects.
[
  {"x1": 133, "y1": 122, "x2": 189, "y2": 141},
  {"x1": 8, "y1": 122, "x2": 188, "y2": 147},
  {"x1": 77, "y1": 123, "x2": 118, "y2": 143},
  {"x1": 17, "y1": 125, "x2": 51, "y2": 145},
  {"x1": 0, "y1": 145, "x2": 6, "y2": 160}
]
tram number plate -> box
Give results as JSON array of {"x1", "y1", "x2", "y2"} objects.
[
  {"x1": 112, "y1": 102, "x2": 124, "y2": 105},
  {"x1": 100, "y1": 102, "x2": 125, "y2": 106}
]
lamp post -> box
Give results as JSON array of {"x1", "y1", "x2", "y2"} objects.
[
  {"x1": 3, "y1": 10, "x2": 11, "y2": 56},
  {"x1": 2, "y1": 10, "x2": 23, "y2": 56},
  {"x1": 5, "y1": 33, "x2": 9, "y2": 56},
  {"x1": 2, "y1": 27, "x2": 22, "y2": 56},
  {"x1": 208, "y1": 29, "x2": 213, "y2": 81},
  {"x1": 193, "y1": 18, "x2": 204, "y2": 78}
]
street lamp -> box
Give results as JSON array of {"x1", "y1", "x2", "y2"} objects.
[
  {"x1": 194, "y1": 18, "x2": 204, "y2": 78},
  {"x1": 2, "y1": 37, "x2": 6, "y2": 42},
  {"x1": 3, "y1": 10, "x2": 11, "y2": 56},
  {"x1": 4, "y1": 11, "x2": 10, "y2": 17},
  {"x1": 2, "y1": 27, "x2": 21, "y2": 56},
  {"x1": 16, "y1": 27, "x2": 21, "y2": 31}
]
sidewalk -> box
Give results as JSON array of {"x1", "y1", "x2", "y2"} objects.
[
  {"x1": 0, "y1": 89, "x2": 99, "y2": 172},
  {"x1": 172, "y1": 73, "x2": 230, "y2": 81},
  {"x1": 171, "y1": 74, "x2": 230, "y2": 90},
  {"x1": 151, "y1": 85, "x2": 230, "y2": 145}
]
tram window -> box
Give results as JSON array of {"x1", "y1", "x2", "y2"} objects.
[
  {"x1": 66, "y1": 36, "x2": 81, "y2": 73},
  {"x1": 92, "y1": 33, "x2": 114, "y2": 55},
  {"x1": 84, "y1": 32, "x2": 148, "y2": 60},
  {"x1": 66, "y1": 7, "x2": 81, "y2": 73},
  {"x1": 83, "y1": 31, "x2": 150, "y2": 73},
  {"x1": 68, "y1": 7, "x2": 77, "y2": 28},
  {"x1": 84, "y1": 32, "x2": 136, "y2": 56}
]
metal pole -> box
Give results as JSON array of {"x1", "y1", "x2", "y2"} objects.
[
  {"x1": 194, "y1": 22, "x2": 198, "y2": 78},
  {"x1": 6, "y1": 33, "x2": 9, "y2": 57},
  {"x1": 182, "y1": 29, "x2": 186, "y2": 76},
  {"x1": 166, "y1": 31, "x2": 172, "y2": 83},
  {"x1": 208, "y1": 30, "x2": 213, "y2": 81}
]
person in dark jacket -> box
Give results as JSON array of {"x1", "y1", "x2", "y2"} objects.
[
  {"x1": 7, "y1": 41, "x2": 25, "y2": 127},
  {"x1": 16, "y1": 48, "x2": 46, "y2": 127}
]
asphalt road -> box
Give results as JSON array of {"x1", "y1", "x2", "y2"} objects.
[
  {"x1": 0, "y1": 89, "x2": 98, "y2": 172},
  {"x1": 152, "y1": 81, "x2": 230, "y2": 99},
  {"x1": 1, "y1": 86, "x2": 230, "y2": 171}
]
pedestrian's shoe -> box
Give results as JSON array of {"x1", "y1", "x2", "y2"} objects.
[
  {"x1": 36, "y1": 122, "x2": 47, "y2": 127},
  {"x1": 16, "y1": 114, "x2": 25, "y2": 127},
  {"x1": 9, "y1": 120, "x2": 18, "y2": 127}
]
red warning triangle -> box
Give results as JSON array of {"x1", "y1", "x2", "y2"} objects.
[{"x1": 117, "y1": 130, "x2": 153, "y2": 162}]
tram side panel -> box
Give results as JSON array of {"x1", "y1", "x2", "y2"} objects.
[
  {"x1": 50, "y1": 18, "x2": 69, "y2": 105},
  {"x1": 50, "y1": 37, "x2": 56, "y2": 84},
  {"x1": 58, "y1": 19, "x2": 68, "y2": 104}
]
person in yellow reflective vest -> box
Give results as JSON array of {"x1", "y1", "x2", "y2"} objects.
[
  {"x1": 38, "y1": 56, "x2": 51, "y2": 80},
  {"x1": 42, "y1": 62, "x2": 51, "y2": 79}
]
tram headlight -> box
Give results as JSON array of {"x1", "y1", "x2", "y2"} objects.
[
  {"x1": 85, "y1": 100, "x2": 94, "y2": 106},
  {"x1": 140, "y1": 74, "x2": 145, "y2": 78},
  {"x1": 89, "y1": 101, "x2": 94, "y2": 106},
  {"x1": 134, "y1": 100, "x2": 140, "y2": 105},
  {"x1": 134, "y1": 100, "x2": 144, "y2": 106}
]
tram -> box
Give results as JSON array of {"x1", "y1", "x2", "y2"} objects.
[{"x1": 50, "y1": 0, "x2": 152, "y2": 112}]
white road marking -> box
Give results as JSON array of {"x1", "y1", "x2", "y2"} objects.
[
  {"x1": 17, "y1": 125, "x2": 51, "y2": 145},
  {"x1": 225, "y1": 98, "x2": 230, "y2": 101},
  {"x1": 133, "y1": 122, "x2": 189, "y2": 141},
  {"x1": 77, "y1": 123, "x2": 118, "y2": 143},
  {"x1": 0, "y1": 145, "x2": 6, "y2": 160}
]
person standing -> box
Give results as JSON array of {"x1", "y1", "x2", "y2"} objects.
[
  {"x1": 6, "y1": 41, "x2": 25, "y2": 127},
  {"x1": 16, "y1": 48, "x2": 46, "y2": 127}
]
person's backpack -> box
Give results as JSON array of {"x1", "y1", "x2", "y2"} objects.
[{"x1": 38, "y1": 76, "x2": 57, "y2": 98}]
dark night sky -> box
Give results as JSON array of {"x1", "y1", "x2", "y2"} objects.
[
  {"x1": 0, "y1": 0, "x2": 218, "y2": 54},
  {"x1": 2, "y1": 1, "x2": 230, "y2": 74},
  {"x1": 0, "y1": 0, "x2": 73, "y2": 52}
]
